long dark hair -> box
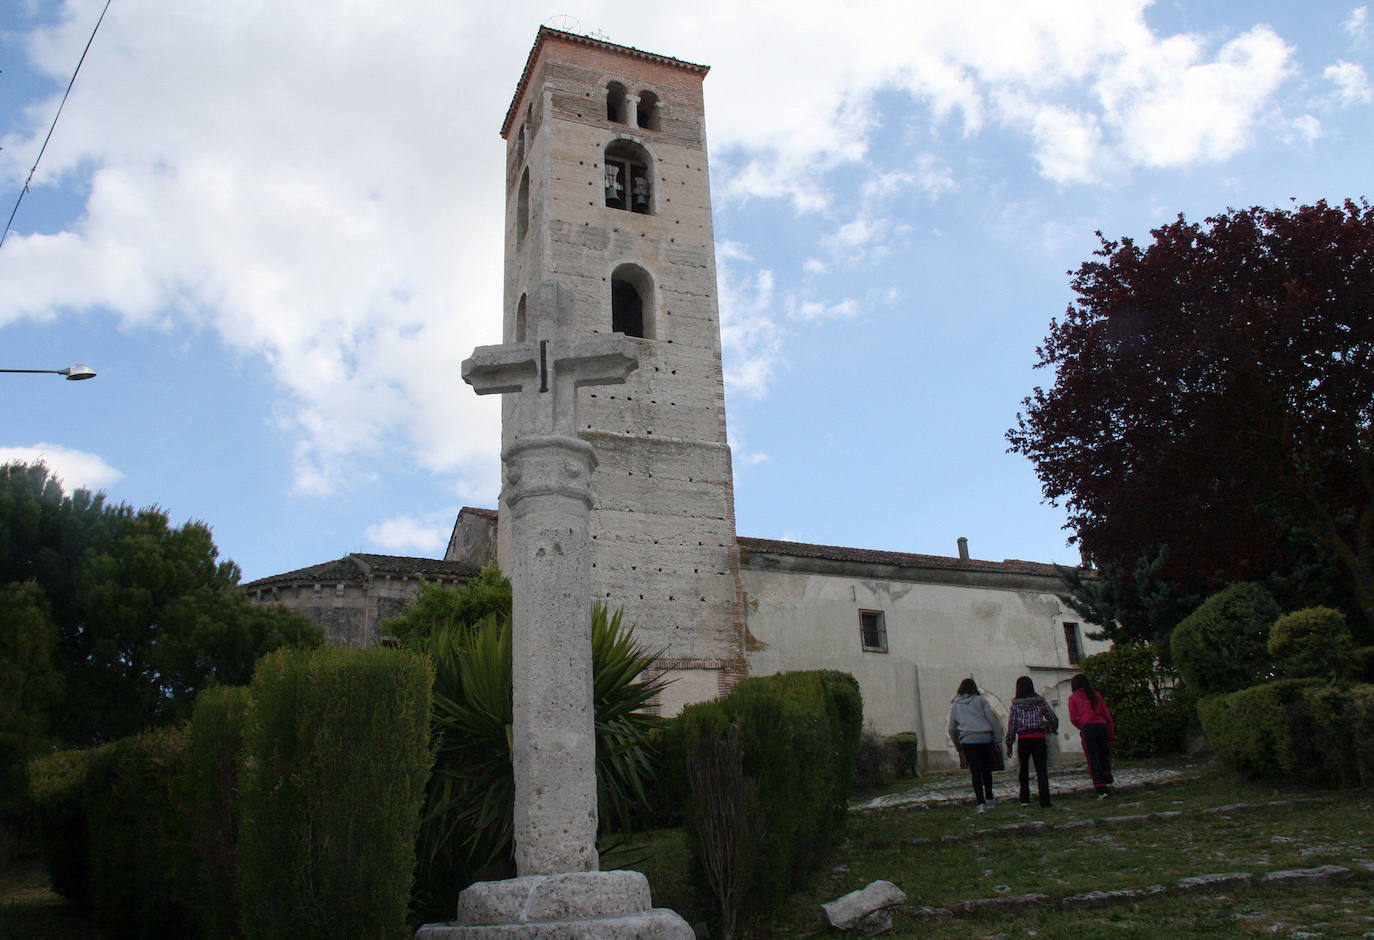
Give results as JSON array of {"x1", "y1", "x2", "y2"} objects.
[
  {"x1": 1070, "y1": 673, "x2": 1100, "y2": 705},
  {"x1": 956, "y1": 677, "x2": 979, "y2": 697},
  {"x1": 1014, "y1": 675, "x2": 1035, "y2": 699}
]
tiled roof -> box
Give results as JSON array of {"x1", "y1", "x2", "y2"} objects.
[
  {"x1": 737, "y1": 536, "x2": 1078, "y2": 580},
  {"x1": 243, "y1": 553, "x2": 479, "y2": 590},
  {"x1": 501, "y1": 26, "x2": 709, "y2": 137}
]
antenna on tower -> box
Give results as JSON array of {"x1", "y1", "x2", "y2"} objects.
[
  {"x1": 545, "y1": 15, "x2": 581, "y2": 33},
  {"x1": 544, "y1": 15, "x2": 612, "y2": 42}
]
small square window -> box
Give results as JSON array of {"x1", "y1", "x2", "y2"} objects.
[
  {"x1": 859, "y1": 610, "x2": 888, "y2": 653},
  {"x1": 1063, "y1": 621, "x2": 1082, "y2": 666}
]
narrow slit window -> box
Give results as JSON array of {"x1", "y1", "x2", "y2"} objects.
[
  {"x1": 636, "y1": 90, "x2": 660, "y2": 130},
  {"x1": 515, "y1": 168, "x2": 530, "y2": 247},
  {"x1": 860, "y1": 610, "x2": 888, "y2": 653},
  {"x1": 606, "y1": 82, "x2": 627, "y2": 123},
  {"x1": 514, "y1": 294, "x2": 527, "y2": 343},
  {"x1": 1063, "y1": 621, "x2": 1082, "y2": 666}
]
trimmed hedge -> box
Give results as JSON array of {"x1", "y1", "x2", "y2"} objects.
[
  {"x1": 678, "y1": 670, "x2": 862, "y2": 934},
  {"x1": 1081, "y1": 644, "x2": 1193, "y2": 757},
  {"x1": 179, "y1": 684, "x2": 251, "y2": 939},
  {"x1": 238, "y1": 646, "x2": 434, "y2": 940},
  {"x1": 1269, "y1": 607, "x2": 1356, "y2": 681},
  {"x1": 1171, "y1": 583, "x2": 1279, "y2": 695},
  {"x1": 85, "y1": 726, "x2": 196, "y2": 938},
  {"x1": 28, "y1": 746, "x2": 96, "y2": 911},
  {"x1": 1198, "y1": 680, "x2": 1374, "y2": 786}
]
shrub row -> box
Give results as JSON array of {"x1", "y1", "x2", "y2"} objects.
[
  {"x1": 1198, "y1": 680, "x2": 1374, "y2": 786},
  {"x1": 28, "y1": 646, "x2": 432, "y2": 939},
  {"x1": 1081, "y1": 645, "x2": 1194, "y2": 758},
  {"x1": 676, "y1": 670, "x2": 862, "y2": 937}
]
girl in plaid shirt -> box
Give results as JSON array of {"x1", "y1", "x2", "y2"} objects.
[{"x1": 1005, "y1": 676, "x2": 1059, "y2": 808}]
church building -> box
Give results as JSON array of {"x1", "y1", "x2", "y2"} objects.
[{"x1": 245, "y1": 26, "x2": 1108, "y2": 771}]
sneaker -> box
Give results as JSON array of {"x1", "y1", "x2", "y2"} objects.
[
  {"x1": 1020, "y1": 802, "x2": 1030, "y2": 808},
  {"x1": 987, "y1": 798, "x2": 996, "y2": 808},
  {"x1": 977, "y1": 803, "x2": 987, "y2": 813},
  {"x1": 1097, "y1": 791, "x2": 1109, "y2": 800}
]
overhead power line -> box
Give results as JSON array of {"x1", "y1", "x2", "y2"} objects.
[{"x1": 1, "y1": 0, "x2": 114, "y2": 250}]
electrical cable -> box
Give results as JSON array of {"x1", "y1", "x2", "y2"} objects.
[{"x1": 1, "y1": 0, "x2": 114, "y2": 250}]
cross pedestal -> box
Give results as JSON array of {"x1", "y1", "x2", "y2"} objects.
[{"x1": 417, "y1": 282, "x2": 692, "y2": 939}]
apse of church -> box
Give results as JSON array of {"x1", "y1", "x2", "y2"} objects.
[{"x1": 494, "y1": 28, "x2": 746, "y2": 715}]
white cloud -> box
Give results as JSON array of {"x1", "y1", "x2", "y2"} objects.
[
  {"x1": 716, "y1": 242, "x2": 783, "y2": 400},
  {"x1": 1290, "y1": 113, "x2": 1324, "y2": 145},
  {"x1": 913, "y1": 154, "x2": 957, "y2": 199},
  {"x1": 0, "y1": 444, "x2": 123, "y2": 492},
  {"x1": 1102, "y1": 26, "x2": 1293, "y2": 170},
  {"x1": 1346, "y1": 6, "x2": 1370, "y2": 43},
  {"x1": 364, "y1": 511, "x2": 455, "y2": 555},
  {"x1": 1028, "y1": 106, "x2": 1106, "y2": 184},
  {"x1": 1325, "y1": 60, "x2": 1374, "y2": 104},
  {"x1": 789, "y1": 297, "x2": 860, "y2": 323},
  {"x1": 0, "y1": 0, "x2": 1312, "y2": 498}
]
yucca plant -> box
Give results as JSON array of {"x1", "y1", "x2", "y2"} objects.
[{"x1": 410, "y1": 595, "x2": 671, "y2": 923}]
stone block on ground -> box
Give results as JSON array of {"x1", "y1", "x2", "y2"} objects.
[
  {"x1": 953, "y1": 893, "x2": 1051, "y2": 916},
  {"x1": 1174, "y1": 872, "x2": 1253, "y2": 892},
  {"x1": 822, "y1": 880, "x2": 908, "y2": 930},
  {"x1": 1260, "y1": 865, "x2": 1350, "y2": 885}
]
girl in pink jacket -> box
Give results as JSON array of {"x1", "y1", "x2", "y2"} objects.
[{"x1": 1068, "y1": 674, "x2": 1114, "y2": 797}]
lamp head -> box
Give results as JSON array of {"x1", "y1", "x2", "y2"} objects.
[{"x1": 60, "y1": 364, "x2": 96, "y2": 380}]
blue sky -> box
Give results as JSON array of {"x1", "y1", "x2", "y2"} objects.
[{"x1": 2, "y1": 0, "x2": 1370, "y2": 583}]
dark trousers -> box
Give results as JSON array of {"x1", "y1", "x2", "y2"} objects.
[
  {"x1": 963, "y1": 741, "x2": 996, "y2": 804},
  {"x1": 1017, "y1": 737, "x2": 1051, "y2": 807},
  {"x1": 1081, "y1": 722, "x2": 1114, "y2": 792}
]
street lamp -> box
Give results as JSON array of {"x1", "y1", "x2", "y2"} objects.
[{"x1": 0, "y1": 364, "x2": 97, "y2": 380}]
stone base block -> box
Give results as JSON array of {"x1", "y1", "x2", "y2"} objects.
[{"x1": 416, "y1": 871, "x2": 693, "y2": 940}]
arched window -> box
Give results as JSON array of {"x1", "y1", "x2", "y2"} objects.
[
  {"x1": 611, "y1": 264, "x2": 654, "y2": 338},
  {"x1": 636, "y1": 91, "x2": 660, "y2": 130},
  {"x1": 515, "y1": 294, "x2": 528, "y2": 342},
  {"x1": 516, "y1": 168, "x2": 530, "y2": 247},
  {"x1": 603, "y1": 140, "x2": 652, "y2": 214},
  {"x1": 606, "y1": 82, "x2": 627, "y2": 123}
]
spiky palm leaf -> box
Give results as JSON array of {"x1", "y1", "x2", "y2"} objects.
[{"x1": 411, "y1": 600, "x2": 671, "y2": 922}]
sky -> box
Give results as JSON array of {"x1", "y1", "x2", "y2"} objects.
[{"x1": 1, "y1": 1, "x2": 1371, "y2": 584}]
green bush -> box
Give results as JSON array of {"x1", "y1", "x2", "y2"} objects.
[
  {"x1": 853, "y1": 729, "x2": 921, "y2": 788},
  {"x1": 1197, "y1": 680, "x2": 1374, "y2": 786},
  {"x1": 1081, "y1": 644, "x2": 1193, "y2": 757},
  {"x1": 1197, "y1": 680, "x2": 1319, "y2": 782},
  {"x1": 1269, "y1": 607, "x2": 1356, "y2": 681},
  {"x1": 238, "y1": 646, "x2": 433, "y2": 940},
  {"x1": 179, "y1": 684, "x2": 251, "y2": 939},
  {"x1": 678, "y1": 670, "x2": 862, "y2": 935},
  {"x1": 1357, "y1": 645, "x2": 1374, "y2": 682},
  {"x1": 84, "y1": 726, "x2": 196, "y2": 938},
  {"x1": 28, "y1": 747, "x2": 96, "y2": 910},
  {"x1": 887, "y1": 732, "x2": 920, "y2": 778},
  {"x1": 1171, "y1": 583, "x2": 1280, "y2": 695},
  {"x1": 411, "y1": 603, "x2": 670, "y2": 923}
]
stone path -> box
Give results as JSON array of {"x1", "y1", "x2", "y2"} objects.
[
  {"x1": 847, "y1": 767, "x2": 1374, "y2": 927},
  {"x1": 853, "y1": 762, "x2": 1188, "y2": 811}
]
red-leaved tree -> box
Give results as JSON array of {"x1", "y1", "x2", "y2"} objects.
[{"x1": 1008, "y1": 199, "x2": 1374, "y2": 644}]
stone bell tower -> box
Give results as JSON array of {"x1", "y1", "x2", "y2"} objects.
[{"x1": 496, "y1": 27, "x2": 743, "y2": 712}]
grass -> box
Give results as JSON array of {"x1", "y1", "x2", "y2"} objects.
[
  {"x1": 6, "y1": 757, "x2": 1373, "y2": 938},
  {"x1": 603, "y1": 757, "x2": 1374, "y2": 937}
]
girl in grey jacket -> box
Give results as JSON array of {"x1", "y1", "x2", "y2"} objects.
[{"x1": 947, "y1": 678, "x2": 1003, "y2": 811}]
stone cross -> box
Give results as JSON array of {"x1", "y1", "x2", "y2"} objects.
[{"x1": 461, "y1": 280, "x2": 638, "y2": 876}]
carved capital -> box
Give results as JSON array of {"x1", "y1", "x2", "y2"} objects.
[{"x1": 502, "y1": 434, "x2": 598, "y2": 510}]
